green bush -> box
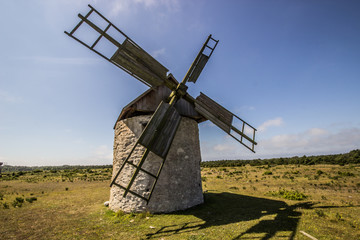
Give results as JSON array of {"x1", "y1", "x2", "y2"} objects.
[
  {"x1": 25, "y1": 197, "x2": 37, "y2": 203},
  {"x1": 338, "y1": 171, "x2": 355, "y2": 177},
  {"x1": 263, "y1": 170, "x2": 273, "y2": 175},
  {"x1": 270, "y1": 189, "x2": 307, "y2": 200},
  {"x1": 115, "y1": 210, "x2": 126, "y2": 217},
  {"x1": 315, "y1": 209, "x2": 326, "y2": 217}
]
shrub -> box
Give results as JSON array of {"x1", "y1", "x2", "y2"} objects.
[
  {"x1": 3, "y1": 202, "x2": 9, "y2": 209},
  {"x1": 338, "y1": 171, "x2": 355, "y2": 177},
  {"x1": 315, "y1": 209, "x2": 326, "y2": 217},
  {"x1": 229, "y1": 186, "x2": 239, "y2": 190},
  {"x1": 201, "y1": 177, "x2": 207, "y2": 182},
  {"x1": 138, "y1": 211, "x2": 152, "y2": 219},
  {"x1": 25, "y1": 197, "x2": 37, "y2": 203},
  {"x1": 115, "y1": 210, "x2": 126, "y2": 217},
  {"x1": 12, "y1": 197, "x2": 24, "y2": 208},
  {"x1": 270, "y1": 189, "x2": 307, "y2": 200},
  {"x1": 263, "y1": 170, "x2": 273, "y2": 175},
  {"x1": 335, "y1": 213, "x2": 343, "y2": 221}
]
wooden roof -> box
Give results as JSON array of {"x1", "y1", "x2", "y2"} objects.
[{"x1": 114, "y1": 75, "x2": 206, "y2": 128}]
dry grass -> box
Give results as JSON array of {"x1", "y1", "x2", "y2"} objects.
[{"x1": 1, "y1": 165, "x2": 360, "y2": 239}]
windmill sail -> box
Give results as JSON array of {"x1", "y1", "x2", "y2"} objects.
[
  {"x1": 110, "y1": 101, "x2": 181, "y2": 203},
  {"x1": 65, "y1": 4, "x2": 167, "y2": 87},
  {"x1": 184, "y1": 35, "x2": 218, "y2": 84},
  {"x1": 138, "y1": 101, "x2": 181, "y2": 158},
  {"x1": 111, "y1": 39, "x2": 168, "y2": 87},
  {"x1": 195, "y1": 92, "x2": 257, "y2": 152}
]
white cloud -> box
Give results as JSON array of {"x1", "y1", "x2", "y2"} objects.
[
  {"x1": 152, "y1": 48, "x2": 166, "y2": 58},
  {"x1": 15, "y1": 56, "x2": 101, "y2": 65},
  {"x1": 260, "y1": 127, "x2": 360, "y2": 156},
  {"x1": 92, "y1": 145, "x2": 113, "y2": 161},
  {"x1": 214, "y1": 144, "x2": 236, "y2": 152},
  {"x1": 201, "y1": 127, "x2": 360, "y2": 161},
  {"x1": 0, "y1": 90, "x2": 22, "y2": 103},
  {"x1": 258, "y1": 117, "x2": 284, "y2": 132},
  {"x1": 109, "y1": 0, "x2": 180, "y2": 16}
]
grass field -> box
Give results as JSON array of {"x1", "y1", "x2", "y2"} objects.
[{"x1": 1, "y1": 164, "x2": 360, "y2": 239}]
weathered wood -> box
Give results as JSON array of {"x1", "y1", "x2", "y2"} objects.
[
  {"x1": 138, "y1": 102, "x2": 181, "y2": 158},
  {"x1": 122, "y1": 39, "x2": 168, "y2": 79},
  {"x1": 195, "y1": 92, "x2": 233, "y2": 132},
  {"x1": 300, "y1": 231, "x2": 318, "y2": 240},
  {"x1": 111, "y1": 48, "x2": 164, "y2": 87},
  {"x1": 188, "y1": 54, "x2": 209, "y2": 83},
  {"x1": 195, "y1": 101, "x2": 231, "y2": 133},
  {"x1": 151, "y1": 106, "x2": 181, "y2": 158},
  {"x1": 195, "y1": 92, "x2": 257, "y2": 152},
  {"x1": 115, "y1": 83, "x2": 205, "y2": 127}
]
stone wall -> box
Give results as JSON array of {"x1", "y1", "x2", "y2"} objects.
[{"x1": 109, "y1": 115, "x2": 203, "y2": 213}]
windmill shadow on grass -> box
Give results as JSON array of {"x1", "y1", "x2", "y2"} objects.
[{"x1": 145, "y1": 192, "x2": 315, "y2": 240}]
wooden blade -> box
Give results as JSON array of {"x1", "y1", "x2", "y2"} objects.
[
  {"x1": 65, "y1": 5, "x2": 168, "y2": 88},
  {"x1": 111, "y1": 39, "x2": 168, "y2": 87},
  {"x1": 195, "y1": 92, "x2": 257, "y2": 152},
  {"x1": 138, "y1": 101, "x2": 181, "y2": 158},
  {"x1": 183, "y1": 35, "x2": 218, "y2": 84}
]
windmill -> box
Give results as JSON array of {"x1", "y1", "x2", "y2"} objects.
[{"x1": 65, "y1": 5, "x2": 257, "y2": 211}]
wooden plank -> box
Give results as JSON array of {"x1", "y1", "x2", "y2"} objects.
[
  {"x1": 111, "y1": 48, "x2": 164, "y2": 87},
  {"x1": 150, "y1": 106, "x2": 181, "y2": 158},
  {"x1": 188, "y1": 54, "x2": 209, "y2": 83},
  {"x1": 138, "y1": 101, "x2": 181, "y2": 158},
  {"x1": 194, "y1": 101, "x2": 231, "y2": 133},
  {"x1": 138, "y1": 101, "x2": 169, "y2": 148},
  {"x1": 195, "y1": 92, "x2": 233, "y2": 131},
  {"x1": 300, "y1": 231, "x2": 318, "y2": 240},
  {"x1": 122, "y1": 39, "x2": 168, "y2": 79}
]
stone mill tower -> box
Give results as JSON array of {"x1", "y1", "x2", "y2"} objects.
[{"x1": 109, "y1": 77, "x2": 206, "y2": 213}]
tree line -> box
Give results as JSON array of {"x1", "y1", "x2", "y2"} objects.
[
  {"x1": 1, "y1": 164, "x2": 112, "y2": 173},
  {"x1": 200, "y1": 149, "x2": 360, "y2": 168},
  {"x1": 1, "y1": 149, "x2": 359, "y2": 172}
]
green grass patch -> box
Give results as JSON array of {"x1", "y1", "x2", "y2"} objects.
[{"x1": 269, "y1": 189, "x2": 308, "y2": 200}]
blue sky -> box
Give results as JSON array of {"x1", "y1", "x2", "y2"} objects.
[{"x1": 1, "y1": 0, "x2": 359, "y2": 166}]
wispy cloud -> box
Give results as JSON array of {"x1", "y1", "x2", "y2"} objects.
[
  {"x1": 0, "y1": 90, "x2": 22, "y2": 103},
  {"x1": 201, "y1": 127, "x2": 360, "y2": 161},
  {"x1": 109, "y1": 0, "x2": 180, "y2": 16},
  {"x1": 152, "y1": 48, "x2": 166, "y2": 58},
  {"x1": 92, "y1": 145, "x2": 113, "y2": 161},
  {"x1": 261, "y1": 127, "x2": 360, "y2": 155},
  {"x1": 214, "y1": 144, "x2": 236, "y2": 152},
  {"x1": 258, "y1": 117, "x2": 284, "y2": 132},
  {"x1": 15, "y1": 56, "x2": 101, "y2": 65}
]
